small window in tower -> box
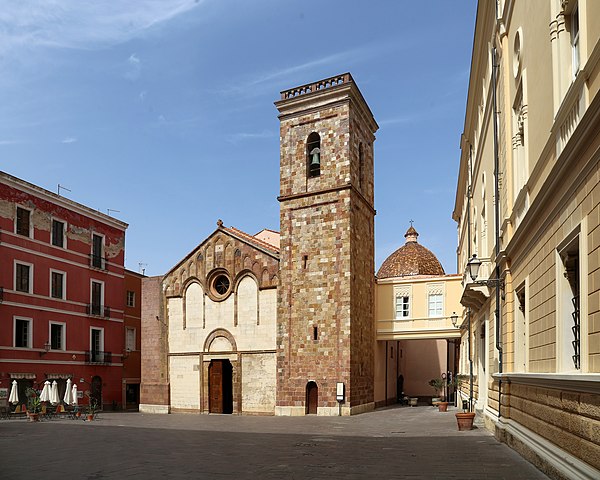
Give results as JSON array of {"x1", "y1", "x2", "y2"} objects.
[
  {"x1": 358, "y1": 143, "x2": 364, "y2": 189},
  {"x1": 303, "y1": 255, "x2": 308, "y2": 269},
  {"x1": 313, "y1": 326, "x2": 318, "y2": 341},
  {"x1": 307, "y1": 132, "x2": 321, "y2": 178}
]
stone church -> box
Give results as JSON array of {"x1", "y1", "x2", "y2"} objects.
[{"x1": 140, "y1": 73, "x2": 379, "y2": 415}]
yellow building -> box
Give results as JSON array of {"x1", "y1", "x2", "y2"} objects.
[
  {"x1": 453, "y1": 1, "x2": 600, "y2": 478},
  {"x1": 374, "y1": 226, "x2": 462, "y2": 406}
]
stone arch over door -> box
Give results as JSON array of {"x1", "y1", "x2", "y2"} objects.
[{"x1": 203, "y1": 328, "x2": 237, "y2": 353}]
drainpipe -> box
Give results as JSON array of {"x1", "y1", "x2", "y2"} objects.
[
  {"x1": 492, "y1": 45, "x2": 503, "y2": 418},
  {"x1": 467, "y1": 146, "x2": 474, "y2": 413}
]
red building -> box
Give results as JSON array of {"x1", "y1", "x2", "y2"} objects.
[
  {"x1": 123, "y1": 269, "x2": 143, "y2": 410},
  {"x1": 0, "y1": 171, "x2": 128, "y2": 409}
]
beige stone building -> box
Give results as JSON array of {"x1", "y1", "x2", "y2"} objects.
[
  {"x1": 374, "y1": 226, "x2": 462, "y2": 406},
  {"x1": 140, "y1": 224, "x2": 279, "y2": 415},
  {"x1": 453, "y1": 1, "x2": 600, "y2": 478}
]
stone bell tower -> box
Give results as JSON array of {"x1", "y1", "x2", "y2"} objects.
[{"x1": 275, "y1": 73, "x2": 378, "y2": 415}]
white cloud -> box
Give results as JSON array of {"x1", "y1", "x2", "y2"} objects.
[
  {"x1": 0, "y1": 1, "x2": 204, "y2": 56},
  {"x1": 0, "y1": 139, "x2": 20, "y2": 145},
  {"x1": 61, "y1": 137, "x2": 77, "y2": 144},
  {"x1": 125, "y1": 53, "x2": 142, "y2": 81},
  {"x1": 226, "y1": 130, "x2": 274, "y2": 144},
  {"x1": 218, "y1": 40, "x2": 407, "y2": 98}
]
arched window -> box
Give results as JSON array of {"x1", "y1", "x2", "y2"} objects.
[{"x1": 307, "y1": 132, "x2": 321, "y2": 178}]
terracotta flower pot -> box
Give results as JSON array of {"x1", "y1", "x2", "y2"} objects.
[
  {"x1": 87, "y1": 414, "x2": 94, "y2": 421},
  {"x1": 456, "y1": 412, "x2": 476, "y2": 431},
  {"x1": 438, "y1": 402, "x2": 449, "y2": 412},
  {"x1": 28, "y1": 413, "x2": 40, "y2": 422}
]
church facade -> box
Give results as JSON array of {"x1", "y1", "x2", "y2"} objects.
[{"x1": 140, "y1": 73, "x2": 456, "y2": 416}]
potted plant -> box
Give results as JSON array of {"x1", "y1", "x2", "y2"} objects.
[
  {"x1": 428, "y1": 378, "x2": 448, "y2": 410},
  {"x1": 25, "y1": 387, "x2": 42, "y2": 422},
  {"x1": 86, "y1": 399, "x2": 98, "y2": 421},
  {"x1": 456, "y1": 400, "x2": 476, "y2": 430}
]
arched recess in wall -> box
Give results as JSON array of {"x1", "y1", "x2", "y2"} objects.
[
  {"x1": 307, "y1": 132, "x2": 321, "y2": 178},
  {"x1": 183, "y1": 280, "x2": 204, "y2": 329},
  {"x1": 203, "y1": 328, "x2": 237, "y2": 353},
  {"x1": 234, "y1": 272, "x2": 259, "y2": 326}
]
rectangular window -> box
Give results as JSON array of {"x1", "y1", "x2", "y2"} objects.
[
  {"x1": 126, "y1": 290, "x2": 135, "y2": 308},
  {"x1": 395, "y1": 296, "x2": 410, "y2": 319},
  {"x1": 14, "y1": 318, "x2": 31, "y2": 348},
  {"x1": 50, "y1": 323, "x2": 64, "y2": 350},
  {"x1": 91, "y1": 328, "x2": 104, "y2": 362},
  {"x1": 571, "y1": 5, "x2": 580, "y2": 76},
  {"x1": 91, "y1": 281, "x2": 103, "y2": 316},
  {"x1": 92, "y1": 234, "x2": 104, "y2": 268},
  {"x1": 15, "y1": 263, "x2": 31, "y2": 293},
  {"x1": 428, "y1": 293, "x2": 443, "y2": 317},
  {"x1": 558, "y1": 234, "x2": 581, "y2": 371},
  {"x1": 51, "y1": 219, "x2": 65, "y2": 248},
  {"x1": 16, "y1": 207, "x2": 31, "y2": 237},
  {"x1": 51, "y1": 271, "x2": 65, "y2": 299},
  {"x1": 125, "y1": 327, "x2": 136, "y2": 351}
]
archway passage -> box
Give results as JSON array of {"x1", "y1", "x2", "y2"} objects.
[
  {"x1": 209, "y1": 360, "x2": 233, "y2": 414},
  {"x1": 306, "y1": 381, "x2": 318, "y2": 415},
  {"x1": 91, "y1": 376, "x2": 102, "y2": 409}
]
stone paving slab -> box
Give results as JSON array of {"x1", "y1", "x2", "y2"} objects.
[{"x1": 0, "y1": 405, "x2": 549, "y2": 479}]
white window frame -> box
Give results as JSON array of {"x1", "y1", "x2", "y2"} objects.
[
  {"x1": 428, "y1": 293, "x2": 444, "y2": 317},
  {"x1": 395, "y1": 295, "x2": 410, "y2": 319},
  {"x1": 51, "y1": 217, "x2": 67, "y2": 249},
  {"x1": 13, "y1": 316, "x2": 33, "y2": 349},
  {"x1": 90, "y1": 327, "x2": 105, "y2": 352},
  {"x1": 90, "y1": 279, "x2": 105, "y2": 313},
  {"x1": 126, "y1": 290, "x2": 135, "y2": 308},
  {"x1": 125, "y1": 327, "x2": 136, "y2": 352},
  {"x1": 49, "y1": 321, "x2": 66, "y2": 351},
  {"x1": 394, "y1": 285, "x2": 411, "y2": 320},
  {"x1": 49, "y1": 269, "x2": 67, "y2": 300},
  {"x1": 15, "y1": 205, "x2": 33, "y2": 238},
  {"x1": 14, "y1": 260, "x2": 33, "y2": 294},
  {"x1": 571, "y1": 4, "x2": 580, "y2": 77}
]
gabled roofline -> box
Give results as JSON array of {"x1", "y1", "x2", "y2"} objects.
[{"x1": 163, "y1": 223, "x2": 280, "y2": 278}]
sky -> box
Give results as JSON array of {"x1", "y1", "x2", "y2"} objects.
[{"x1": 0, "y1": 0, "x2": 477, "y2": 276}]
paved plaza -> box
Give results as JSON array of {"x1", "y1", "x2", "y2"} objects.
[{"x1": 0, "y1": 405, "x2": 548, "y2": 479}]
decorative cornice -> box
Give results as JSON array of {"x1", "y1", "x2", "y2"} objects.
[{"x1": 494, "y1": 372, "x2": 600, "y2": 394}]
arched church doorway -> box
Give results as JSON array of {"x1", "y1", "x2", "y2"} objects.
[
  {"x1": 91, "y1": 376, "x2": 102, "y2": 409},
  {"x1": 306, "y1": 381, "x2": 318, "y2": 414},
  {"x1": 209, "y1": 360, "x2": 233, "y2": 414}
]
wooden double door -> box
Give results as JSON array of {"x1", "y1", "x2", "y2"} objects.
[{"x1": 209, "y1": 360, "x2": 233, "y2": 414}]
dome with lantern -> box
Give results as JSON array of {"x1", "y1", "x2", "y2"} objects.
[{"x1": 377, "y1": 225, "x2": 445, "y2": 279}]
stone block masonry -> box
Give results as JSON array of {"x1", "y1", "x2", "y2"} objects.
[{"x1": 275, "y1": 73, "x2": 378, "y2": 415}]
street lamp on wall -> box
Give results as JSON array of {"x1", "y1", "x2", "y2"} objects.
[
  {"x1": 466, "y1": 254, "x2": 505, "y2": 292},
  {"x1": 39, "y1": 341, "x2": 51, "y2": 357},
  {"x1": 451, "y1": 312, "x2": 459, "y2": 328}
]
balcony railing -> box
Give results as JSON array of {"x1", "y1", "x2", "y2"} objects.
[
  {"x1": 0, "y1": 286, "x2": 3, "y2": 303},
  {"x1": 89, "y1": 254, "x2": 107, "y2": 270},
  {"x1": 86, "y1": 304, "x2": 110, "y2": 318},
  {"x1": 85, "y1": 351, "x2": 112, "y2": 365}
]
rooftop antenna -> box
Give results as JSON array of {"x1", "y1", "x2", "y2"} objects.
[
  {"x1": 57, "y1": 184, "x2": 71, "y2": 196},
  {"x1": 107, "y1": 209, "x2": 120, "y2": 216},
  {"x1": 138, "y1": 262, "x2": 148, "y2": 275}
]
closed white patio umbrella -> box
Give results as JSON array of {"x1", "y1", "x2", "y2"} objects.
[
  {"x1": 71, "y1": 384, "x2": 78, "y2": 406},
  {"x1": 63, "y1": 378, "x2": 73, "y2": 405},
  {"x1": 39, "y1": 381, "x2": 51, "y2": 402},
  {"x1": 50, "y1": 381, "x2": 60, "y2": 406},
  {"x1": 9, "y1": 380, "x2": 19, "y2": 405}
]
